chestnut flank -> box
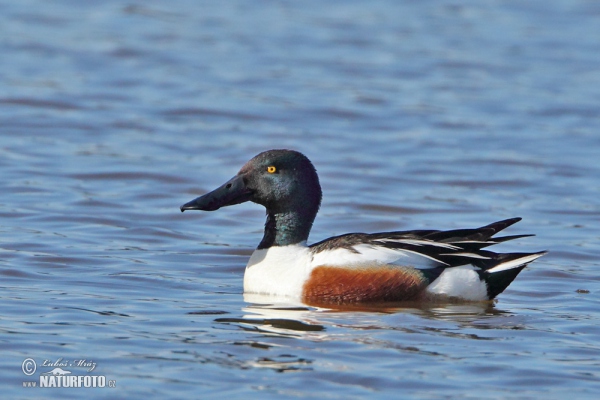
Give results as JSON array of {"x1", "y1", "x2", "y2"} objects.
[{"x1": 302, "y1": 264, "x2": 427, "y2": 305}]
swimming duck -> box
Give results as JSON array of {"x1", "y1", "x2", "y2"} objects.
[{"x1": 181, "y1": 149, "x2": 545, "y2": 305}]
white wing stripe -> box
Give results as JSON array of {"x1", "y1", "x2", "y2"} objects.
[
  {"x1": 439, "y1": 252, "x2": 491, "y2": 259},
  {"x1": 373, "y1": 239, "x2": 461, "y2": 250},
  {"x1": 487, "y1": 253, "x2": 545, "y2": 273},
  {"x1": 378, "y1": 248, "x2": 450, "y2": 266}
]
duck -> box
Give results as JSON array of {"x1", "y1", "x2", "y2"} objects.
[{"x1": 181, "y1": 149, "x2": 546, "y2": 305}]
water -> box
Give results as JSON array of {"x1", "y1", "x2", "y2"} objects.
[{"x1": 1, "y1": 0, "x2": 599, "y2": 398}]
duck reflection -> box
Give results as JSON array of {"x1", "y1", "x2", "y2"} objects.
[{"x1": 211, "y1": 292, "x2": 509, "y2": 339}]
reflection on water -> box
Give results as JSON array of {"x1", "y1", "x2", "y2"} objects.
[
  {"x1": 229, "y1": 293, "x2": 512, "y2": 359},
  {"x1": 205, "y1": 298, "x2": 531, "y2": 378}
]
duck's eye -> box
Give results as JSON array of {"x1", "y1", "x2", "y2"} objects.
[{"x1": 267, "y1": 165, "x2": 277, "y2": 174}]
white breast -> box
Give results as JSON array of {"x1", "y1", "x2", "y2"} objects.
[{"x1": 243, "y1": 243, "x2": 312, "y2": 300}]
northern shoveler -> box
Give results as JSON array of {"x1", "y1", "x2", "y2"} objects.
[{"x1": 181, "y1": 149, "x2": 546, "y2": 305}]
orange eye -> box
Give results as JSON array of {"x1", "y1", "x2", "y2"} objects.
[{"x1": 267, "y1": 165, "x2": 277, "y2": 174}]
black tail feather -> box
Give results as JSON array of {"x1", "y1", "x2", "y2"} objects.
[
  {"x1": 472, "y1": 251, "x2": 546, "y2": 271},
  {"x1": 483, "y1": 265, "x2": 527, "y2": 299},
  {"x1": 488, "y1": 234, "x2": 535, "y2": 244},
  {"x1": 423, "y1": 217, "x2": 523, "y2": 244},
  {"x1": 476, "y1": 250, "x2": 547, "y2": 299},
  {"x1": 479, "y1": 217, "x2": 522, "y2": 231}
]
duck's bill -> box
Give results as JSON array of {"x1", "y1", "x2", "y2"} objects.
[{"x1": 180, "y1": 175, "x2": 253, "y2": 212}]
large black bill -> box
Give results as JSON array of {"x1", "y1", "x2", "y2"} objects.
[{"x1": 180, "y1": 174, "x2": 253, "y2": 212}]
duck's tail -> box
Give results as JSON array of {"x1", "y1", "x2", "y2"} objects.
[{"x1": 476, "y1": 251, "x2": 547, "y2": 299}]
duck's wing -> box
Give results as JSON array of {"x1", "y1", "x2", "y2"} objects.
[{"x1": 309, "y1": 217, "x2": 537, "y2": 270}]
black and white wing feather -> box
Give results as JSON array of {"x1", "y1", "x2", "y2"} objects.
[{"x1": 310, "y1": 217, "x2": 545, "y2": 272}]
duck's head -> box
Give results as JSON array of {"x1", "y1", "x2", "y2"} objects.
[{"x1": 180, "y1": 149, "x2": 322, "y2": 216}]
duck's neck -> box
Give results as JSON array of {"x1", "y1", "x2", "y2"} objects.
[{"x1": 257, "y1": 209, "x2": 316, "y2": 249}]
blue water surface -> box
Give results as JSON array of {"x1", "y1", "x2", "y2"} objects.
[{"x1": 1, "y1": 1, "x2": 599, "y2": 399}]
